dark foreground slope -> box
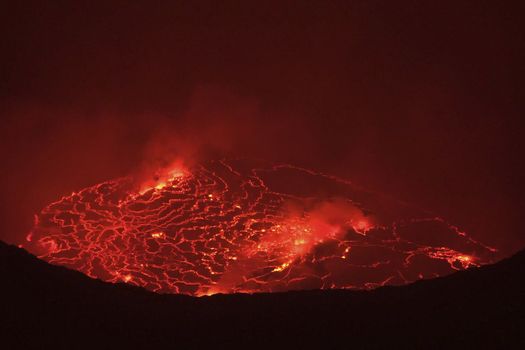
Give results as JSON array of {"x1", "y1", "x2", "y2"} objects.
[{"x1": 1, "y1": 241, "x2": 524, "y2": 348}]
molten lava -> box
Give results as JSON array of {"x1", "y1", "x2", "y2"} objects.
[{"x1": 25, "y1": 159, "x2": 496, "y2": 296}]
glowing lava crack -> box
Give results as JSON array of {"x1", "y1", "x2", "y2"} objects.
[{"x1": 25, "y1": 159, "x2": 496, "y2": 296}]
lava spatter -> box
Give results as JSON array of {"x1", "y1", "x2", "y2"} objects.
[{"x1": 25, "y1": 158, "x2": 497, "y2": 296}]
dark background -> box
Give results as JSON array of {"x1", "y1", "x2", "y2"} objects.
[{"x1": 1, "y1": 1, "x2": 523, "y2": 256}]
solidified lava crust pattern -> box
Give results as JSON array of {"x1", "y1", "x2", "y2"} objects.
[{"x1": 27, "y1": 159, "x2": 496, "y2": 296}]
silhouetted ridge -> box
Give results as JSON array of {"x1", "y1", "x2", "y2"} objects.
[{"x1": 1, "y1": 240, "x2": 524, "y2": 348}]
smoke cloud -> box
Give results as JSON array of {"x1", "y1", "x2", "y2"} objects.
[{"x1": 1, "y1": 1, "x2": 523, "y2": 256}]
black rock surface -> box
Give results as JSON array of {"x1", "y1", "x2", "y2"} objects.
[{"x1": 1, "y1": 240, "x2": 524, "y2": 348}]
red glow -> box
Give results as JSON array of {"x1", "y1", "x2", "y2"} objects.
[{"x1": 25, "y1": 159, "x2": 496, "y2": 296}]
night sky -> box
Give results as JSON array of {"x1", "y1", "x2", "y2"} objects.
[{"x1": 1, "y1": 1, "x2": 524, "y2": 257}]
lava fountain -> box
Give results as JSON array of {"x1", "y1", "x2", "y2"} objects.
[{"x1": 25, "y1": 158, "x2": 496, "y2": 296}]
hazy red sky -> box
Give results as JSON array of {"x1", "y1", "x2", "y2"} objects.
[{"x1": 1, "y1": 1, "x2": 524, "y2": 255}]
